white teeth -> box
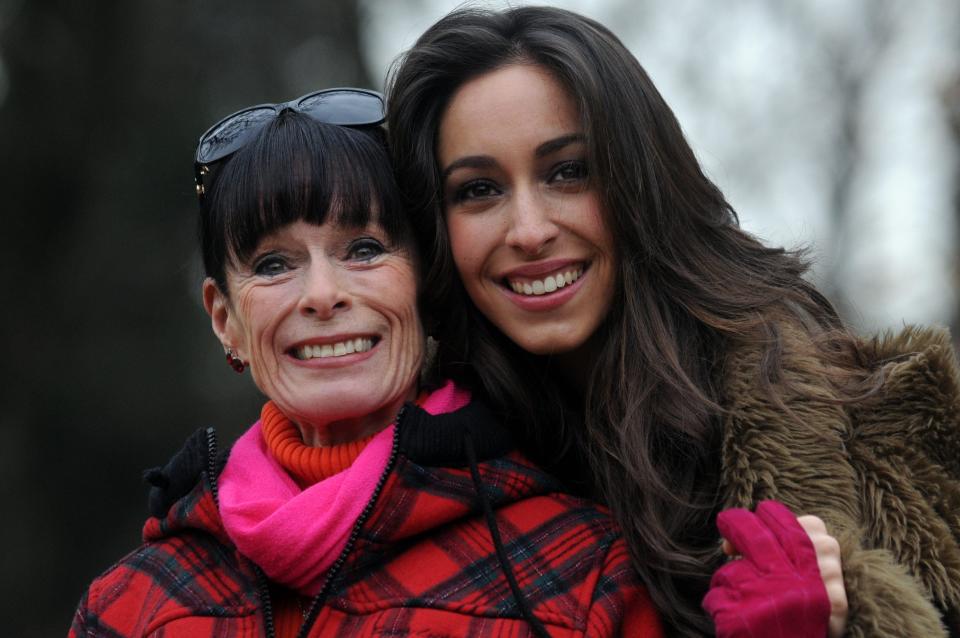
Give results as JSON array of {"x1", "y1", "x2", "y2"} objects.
[
  {"x1": 297, "y1": 338, "x2": 374, "y2": 360},
  {"x1": 508, "y1": 267, "x2": 584, "y2": 297}
]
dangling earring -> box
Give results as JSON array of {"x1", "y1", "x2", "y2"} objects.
[{"x1": 226, "y1": 349, "x2": 246, "y2": 373}]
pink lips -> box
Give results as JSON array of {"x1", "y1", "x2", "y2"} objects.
[
  {"x1": 502, "y1": 259, "x2": 581, "y2": 279},
  {"x1": 499, "y1": 260, "x2": 587, "y2": 312},
  {"x1": 286, "y1": 335, "x2": 380, "y2": 369}
]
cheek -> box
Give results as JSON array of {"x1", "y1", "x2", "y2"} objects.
[
  {"x1": 231, "y1": 289, "x2": 286, "y2": 368},
  {"x1": 236, "y1": 297, "x2": 268, "y2": 345},
  {"x1": 374, "y1": 265, "x2": 422, "y2": 326},
  {"x1": 446, "y1": 216, "x2": 486, "y2": 284},
  {"x1": 583, "y1": 197, "x2": 614, "y2": 251}
]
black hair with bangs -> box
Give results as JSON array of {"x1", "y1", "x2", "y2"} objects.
[{"x1": 199, "y1": 110, "x2": 408, "y2": 292}]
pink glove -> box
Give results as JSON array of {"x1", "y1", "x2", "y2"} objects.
[{"x1": 702, "y1": 500, "x2": 831, "y2": 638}]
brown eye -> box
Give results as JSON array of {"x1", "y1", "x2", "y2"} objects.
[
  {"x1": 550, "y1": 160, "x2": 588, "y2": 183},
  {"x1": 454, "y1": 179, "x2": 500, "y2": 203}
]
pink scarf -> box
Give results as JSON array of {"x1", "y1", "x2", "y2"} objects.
[{"x1": 217, "y1": 381, "x2": 469, "y2": 595}]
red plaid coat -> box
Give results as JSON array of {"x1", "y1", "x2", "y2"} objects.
[{"x1": 70, "y1": 399, "x2": 662, "y2": 637}]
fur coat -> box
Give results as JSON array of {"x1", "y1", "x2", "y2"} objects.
[{"x1": 720, "y1": 325, "x2": 960, "y2": 637}]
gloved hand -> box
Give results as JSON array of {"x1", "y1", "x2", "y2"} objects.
[{"x1": 702, "y1": 500, "x2": 831, "y2": 638}]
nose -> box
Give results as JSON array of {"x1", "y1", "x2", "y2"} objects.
[
  {"x1": 504, "y1": 188, "x2": 559, "y2": 256},
  {"x1": 298, "y1": 260, "x2": 350, "y2": 319}
]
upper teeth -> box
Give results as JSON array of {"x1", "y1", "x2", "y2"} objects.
[
  {"x1": 509, "y1": 268, "x2": 583, "y2": 296},
  {"x1": 296, "y1": 338, "x2": 374, "y2": 360}
]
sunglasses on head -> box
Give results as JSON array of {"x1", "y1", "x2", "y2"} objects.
[{"x1": 193, "y1": 87, "x2": 385, "y2": 201}]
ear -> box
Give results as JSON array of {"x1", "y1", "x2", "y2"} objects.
[{"x1": 203, "y1": 278, "x2": 240, "y2": 355}]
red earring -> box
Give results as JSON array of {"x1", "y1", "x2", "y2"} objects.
[{"x1": 226, "y1": 349, "x2": 246, "y2": 373}]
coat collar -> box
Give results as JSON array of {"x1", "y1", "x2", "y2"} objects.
[{"x1": 719, "y1": 324, "x2": 960, "y2": 635}]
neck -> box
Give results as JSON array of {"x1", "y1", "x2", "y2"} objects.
[
  {"x1": 288, "y1": 391, "x2": 414, "y2": 447},
  {"x1": 552, "y1": 329, "x2": 604, "y2": 393}
]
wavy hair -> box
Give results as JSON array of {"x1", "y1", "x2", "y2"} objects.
[{"x1": 387, "y1": 6, "x2": 862, "y2": 634}]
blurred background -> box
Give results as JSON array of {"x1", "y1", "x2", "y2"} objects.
[{"x1": 1, "y1": 0, "x2": 957, "y2": 633}]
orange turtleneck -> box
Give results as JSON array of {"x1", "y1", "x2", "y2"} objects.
[{"x1": 260, "y1": 400, "x2": 375, "y2": 488}]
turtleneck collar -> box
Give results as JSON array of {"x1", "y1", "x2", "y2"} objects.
[{"x1": 260, "y1": 400, "x2": 374, "y2": 487}]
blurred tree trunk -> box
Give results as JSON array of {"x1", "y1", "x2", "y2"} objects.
[
  {"x1": 0, "y1": 1, "x2": 370, "y2": 633},
  {"x1": 946, "y1": 75, "x2": 960, "y2": 339}
]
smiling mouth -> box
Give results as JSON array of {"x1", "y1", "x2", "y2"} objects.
[
  {"x1": 504, "y1": 264, "x2": 585, "y2": 296},
  {"x1": 291, "y1": 337, "x2": 378, "y2": 360}
]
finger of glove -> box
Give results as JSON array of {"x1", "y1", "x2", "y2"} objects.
[
  {"x1": 706, "y1": 575, "x2": 824, "y2": 638},
  {"x1": 703, "y1": 586, "x2": 765, "y2": 638},
  {"x1": 708, "y1": 555, "x2": 762, "y2": 591},
  {"x1": 716, "y1": 507, "x2": 792, "y2": 573},
  {"x1": 754, "y1": 500, "x2": 819, "y2": 573},
  {"x1": 702, "y1": 581, "x2": 739, "y2": 617},
  {"x1": 702, "y1": 583, "x2": 752, "y2": 637}
]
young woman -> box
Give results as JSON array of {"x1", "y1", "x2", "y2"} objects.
[
  {"x1": 69, "y1": 89, "x2": 663, "y2": 637},
  {"x1": 387, "y1": 6, "x2": 960, "y2": 637}
]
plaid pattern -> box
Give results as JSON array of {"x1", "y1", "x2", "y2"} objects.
[{"x1": 71, "y1": 405, "x2": 662, "y2": 637}]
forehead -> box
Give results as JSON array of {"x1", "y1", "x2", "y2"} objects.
[
  {"x1": 255, "y1": 214, "x2": 386, "y2": 242},
  {"x1": 438, "y1": 64, "x2": 581, "y2": 163}
]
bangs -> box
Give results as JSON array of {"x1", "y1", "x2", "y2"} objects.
[{"x1": 205, "y1": 112, "x2": 407, "y2": 270}]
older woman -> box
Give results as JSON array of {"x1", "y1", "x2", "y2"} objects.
[
  {"x1": 69, "y1": 89, "x2": 663, "y2": 637},
  {"x1": 387, "y1": 6, "x2": 960, "y2": 638}
]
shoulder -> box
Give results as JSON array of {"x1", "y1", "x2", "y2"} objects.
[
  {"x1": 848, "y1": 325, "x2": 960, "y2": 475},
  {"x1": 72, "y1": 531, "x2": 258, "y2": 637},
  {"x1": 847, "y1": 326, "x2": 960, "y2": 631},
  {"x1": 511, "y1": 494, "x2": 663, "y2": 636},
  {"x1": 850, "y1": 326, "x2": 960, "y2": 504},
  {"x1": 720, "y1": 323, "x2": 960, "y2": 636},
  {"x1": 584, "y1": 535, "x2": 664, "y2": 636},
  {"x1": 483, "y1": 486, "x2": 661, "y2": 635},
  {"x1": 853, "y1": 325, "x2": 959, "y2": 439},
  {"x1": 72, "y1": 426, "x2": 255, "y2": 637},
  {"x1": 718, "y1": 320, "x2": 857, "y2": 513}
]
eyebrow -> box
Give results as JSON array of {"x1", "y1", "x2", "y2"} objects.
[
  {"x1": 440, "y1": 133, "x2": 586, "y2": 181},
  {"x1": 441, "y1": 156, "x2": 496, "y2": 181},
  {"x1": 535, "y1": 133, "x2": 585, "y2": 158}
]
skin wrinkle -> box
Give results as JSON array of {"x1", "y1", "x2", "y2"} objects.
[{"x1": 205, "y1": 219, "x2": 424, "y2": 446}]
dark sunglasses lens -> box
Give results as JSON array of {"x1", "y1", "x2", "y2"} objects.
[
  {"x1": 297, "y1": 90, "x2": 384, "y2": 126},
  {"x1": 197, "y1": 107, "x2": 277, "y2": 164}
]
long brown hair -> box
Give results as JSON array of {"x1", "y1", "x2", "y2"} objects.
[{"x1": 387, "y1": 6, "x2": 860, "y2": 634}]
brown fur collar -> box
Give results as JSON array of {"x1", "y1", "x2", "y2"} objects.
[{"x1": 720, "y1": 325, "x2": 960, "y2": 637}]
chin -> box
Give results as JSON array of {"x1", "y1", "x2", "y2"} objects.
[{"x1": 512, "y1": 332, "x2": 585, "y2": 357}]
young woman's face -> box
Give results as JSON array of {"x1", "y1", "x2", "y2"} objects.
[
  {"x1": 438, "y1": 63, "x2": 616, "y2": 357},
  {"x1": 204, "y1": 220, "x2": 423, "y2": 444}
]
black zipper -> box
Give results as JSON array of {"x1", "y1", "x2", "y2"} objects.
[
  {"x1": 295, "y1": 406, "x2": 406, "y2": 638},
  {"x1": 204, "y1": 427, "x2": 220, "y2": 505},
  {"x1": 204, "y1": 426, "x2": 278, "y2": 638}
]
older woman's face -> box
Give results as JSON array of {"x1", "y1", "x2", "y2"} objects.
[
  {"x1": 438, "y1": 63, "x2": 616, "y2": 358},
  {"x1": 205, "y1": 220, "x2": 423, "y2": 444}
]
